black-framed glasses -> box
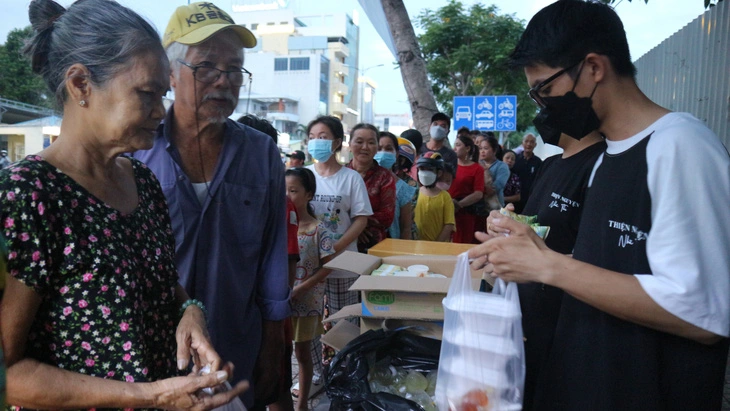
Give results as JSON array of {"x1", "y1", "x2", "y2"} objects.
[
  {"x1": 527, "y1": 61, "x2": 581, "y2": 108},
  {"x1": 178, "y1": 60, "x2": 252, "y2": 88}
]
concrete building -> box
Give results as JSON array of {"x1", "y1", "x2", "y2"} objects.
[
  {"x1": 0, "y1": 115, "x2": 61, "y2": 163},
  {"x1": 360, "y1": 76, "x2": 377, "y2": 125},
  {"x1": 231, "y1": 4, "x2": 362, "y2": 136},
  {"x1": 374, "y1": 113, "x2": 412, "y2": 136}
]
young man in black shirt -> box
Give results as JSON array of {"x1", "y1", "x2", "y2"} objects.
[
  {"x1": 471, "y1": 1, "x2": 730, "y2": 409},
  {"x1": 517, "y1": 130, "x2": 605, "y2": 410}
]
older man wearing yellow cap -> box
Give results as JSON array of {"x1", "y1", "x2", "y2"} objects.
[{"x1": 133, "y1": 3, "x2": 289, "y2": 409}]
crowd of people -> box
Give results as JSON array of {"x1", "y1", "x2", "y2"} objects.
[{"x1": 0, "y1": 0, "x2": 728, "y2": 411}]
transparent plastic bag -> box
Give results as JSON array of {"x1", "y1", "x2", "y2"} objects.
[
  {"x1": 199, "y1": 365, "x2": 248, "y2": 411},
  {"x1": 435, "y1": 252, "x2": 525, "y2": 410}
]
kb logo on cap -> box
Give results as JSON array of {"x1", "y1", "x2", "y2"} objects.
[{"x1": 185, "y1": 2, "x2": 234, "y2": 27}]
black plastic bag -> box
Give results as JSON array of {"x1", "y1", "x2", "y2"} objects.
[{"x1": 325, "y1": 328, "x2": 441, "y2": 411}]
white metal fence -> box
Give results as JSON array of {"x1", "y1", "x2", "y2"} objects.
[{"x1": 634, "y1": 0, "x2": 729, "y2": 150}]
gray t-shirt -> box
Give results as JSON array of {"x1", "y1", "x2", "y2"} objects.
[{"x1": 419, "y1": 143, "x2": 457, "y2": 170}]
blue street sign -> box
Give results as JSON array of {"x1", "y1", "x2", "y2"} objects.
[
  {"x1": 453, "y1": 96, "x2": 475, "y2": 131},
  {"x1": 452, "y1": 95, "x2": 517, "y2": 132}
]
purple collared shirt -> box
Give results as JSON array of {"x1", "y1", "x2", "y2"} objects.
[{"x1": 133, "y1": 106, "x2": 289, "y2": 406}]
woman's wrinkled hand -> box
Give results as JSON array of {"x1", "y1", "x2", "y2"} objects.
[
  {"x1": 176, "y1": 305, "x2": 219, "y2": 374},
  {"x1": 151, "y1": 368, "x2": 249, "y2": 411}
]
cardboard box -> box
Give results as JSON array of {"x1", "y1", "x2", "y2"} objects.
[
  {"x1": 324, "y1": 251, "x2": 482, "y2": 321},
  {"x1": 368, "y1": 238, "x2": 474, "y2": 258},
  {"x1": 325, "y1": 303, "x2": 445, "y2": 342},
  {"x1": 321, "y1": 251, "x2": 485, "y2": 350},
  {"x1": 320, "y1": 315, "x2": 361, "y2": 352}
]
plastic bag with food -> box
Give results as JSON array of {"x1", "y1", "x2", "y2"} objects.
[{"x1": 435, "y1": 252, "x2": 525, "y2": 410}]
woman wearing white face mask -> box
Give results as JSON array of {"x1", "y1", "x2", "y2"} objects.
[
  {"x1": 305, "y1": 116, "x2": 372, "y2": 320},
  {"x1": 379, "y1": 132, "x2": 416, "y2": 240},
  {"x1": 345, "y1": 124, "x2": 396, "y2": 252}
]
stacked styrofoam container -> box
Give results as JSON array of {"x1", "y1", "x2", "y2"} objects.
[{"x1": 435, "y1": 279, "x2": 525, "y2": 410}]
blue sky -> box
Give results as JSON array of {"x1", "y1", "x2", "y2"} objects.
[{"x1": 0, "y1": 0, "x2": 709, "y2": 115}]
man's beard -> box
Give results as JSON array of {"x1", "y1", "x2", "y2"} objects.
[{"x1": 200, "y1": 91, "x2": 238, "y2": 124}]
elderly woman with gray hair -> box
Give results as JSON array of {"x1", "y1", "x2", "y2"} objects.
[{"x1": 0, "y1": 0, "x2": 246, "y2": 409}]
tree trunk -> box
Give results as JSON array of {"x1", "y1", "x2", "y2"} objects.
[{"x1": 381, "y1": 0, "x2": 440, "y2": 142}]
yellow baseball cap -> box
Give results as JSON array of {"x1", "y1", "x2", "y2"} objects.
[{"x1": 162, "y1": 2, "x2": 257, "y2": 49}]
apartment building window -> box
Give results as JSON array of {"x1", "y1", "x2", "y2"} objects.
[
  {"x1": 274, "y1": 58, "x2": 288, "y2": 71},
  {"x1": 290, "y1": 57, "x2": 310, "y2": 71}
]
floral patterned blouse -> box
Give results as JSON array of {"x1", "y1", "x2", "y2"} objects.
[{"x1": 1, "y1": 156, "x2": 179, "y2": 410}]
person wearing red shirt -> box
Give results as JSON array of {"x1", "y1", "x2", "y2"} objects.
[{"x1": 448, "y1": 135, "x2": 485, "y2": 243}]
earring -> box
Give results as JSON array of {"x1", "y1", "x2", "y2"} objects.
[{"x1": 79, "y1": 100, "x2": 86, "y2": 107}]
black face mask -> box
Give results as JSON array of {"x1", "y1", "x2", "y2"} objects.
[{"x1": 533, "y1": 86, "x2": 600, "y2": 146}]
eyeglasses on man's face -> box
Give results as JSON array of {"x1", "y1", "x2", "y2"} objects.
[
  {"x1": 527, "y1": 61, "x2": 581, "y2": 108},
  {"x1": 178, "y1": 60, "x2": 252, "y2": 88}
]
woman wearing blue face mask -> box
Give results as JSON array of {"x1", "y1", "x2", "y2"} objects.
[
  {"x1": 345, "y1": 124, "x2": 396, "y2": 252},
  {"x1": 379, "y1": 132, "x2": 417, "y2": 240}
]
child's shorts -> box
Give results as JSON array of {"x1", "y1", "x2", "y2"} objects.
[{"x1": 292, "y1": 315, "x2": 325, "y2": 342}]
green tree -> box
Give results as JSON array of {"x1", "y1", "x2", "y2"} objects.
[
  {"x1": 382, "y1": 0, "x2": 440, "y2": 140},
  {"x1": 417, "y1": 1, "x2": 534, "y2": 132},
  {"x1": 0, "y1": 26, "x2": 53, "y2": 108}
]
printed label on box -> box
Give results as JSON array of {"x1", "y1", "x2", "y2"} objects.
[{"x1": 367, "y1": 291, "x2": 395, "y2": 305}]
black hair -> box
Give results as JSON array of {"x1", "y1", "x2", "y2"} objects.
[
  {"x1": 482, "y1": 135, "x2": 500, "y2": 153},
  {"x1": 457, "y1": 134, "x2": 479, "y2": 163},
  {"x1": 509, "y1": 0, "x2": 636, "y2": 78},
  {"x1": 307, "y1": 116, "x2": 344, "y2": 152},
  {"x1": 431, "y1": 112, "x2": 451, "y2": 128},
  {"x1": 238, "y1": 114, "x2": 278, "y2": 143},
  {"x1": 285, "y1": 167, "x2": 317, "y2": 218},
  {"x1": 378, "y1": 131, "x2": 399, "y2": 153},
  {"x1": 457, "y1": 126, "x2": 471, "y2": 136},
  {"x1": 350, "y1": 123, "x2": 379, "y2": 142},
  {"x1": 24, "y1": 0, "x2": 164, "y2": 109},
  {"x1": 397, "y1": 155, "x2": 413, "y2": 173},
  {"x1": 400, "y1": 129, "x2": 423, "y2": 153},
  {"x1": 442, "y1": 162, "x2": 455, "y2": 177}
]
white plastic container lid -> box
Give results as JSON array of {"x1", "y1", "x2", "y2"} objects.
[
  {"x1": 440, "y1": 356, "x2": 511, "y2": 388},
  {"x1": 443, "y1": 292, "x2": 521, "y2": 319},
  {"x1": 442, "y1": 329, "x2": 519, "y2": 357}
]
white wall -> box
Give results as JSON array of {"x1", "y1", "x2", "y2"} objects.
[
  {"x1": 0, "y1": 125, "x2": 47, "y2": 159},
  {"x1": 242, "y1": 51, "x2": 324, "y2": 126}
]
